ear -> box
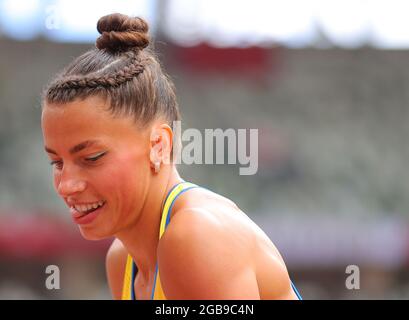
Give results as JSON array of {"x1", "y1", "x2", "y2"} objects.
[{"x1": 149, "y1": 123, "x2": 173, "y2": 172}]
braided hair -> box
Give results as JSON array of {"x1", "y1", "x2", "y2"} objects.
[{"x1": 43, "y1": 13, "x2": 180, "y2": 127}]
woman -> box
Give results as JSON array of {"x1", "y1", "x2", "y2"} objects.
[{"x1": 41, "y1": 13, "x2": 302, "y2": 300}]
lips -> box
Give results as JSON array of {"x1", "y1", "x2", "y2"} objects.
[{"x1": 70, "y1": 201, "x2": 106, "y2": 225}]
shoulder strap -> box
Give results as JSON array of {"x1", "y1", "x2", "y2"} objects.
[
  {"x1": 121, "y1": 181, "x2": 198, "y2": 300},
  {"x1": 152, "y1": 181, "x2": 198, "y2": 299},
  {"x1": 291, "y1": 281, "x2": 303, "y2": 300},
  {"x1": 158, "y1": 182, "x2": 197, "y2": 239},
  {"x1": 121, "y1": 254, "x2": 134, "y2": 300}
]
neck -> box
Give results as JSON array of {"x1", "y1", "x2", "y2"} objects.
[{"x1": 115, "y1": 166, "x2": 183, "y2": 282}]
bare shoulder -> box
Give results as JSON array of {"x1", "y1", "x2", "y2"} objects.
[
  {"x1": 162, "y1": 188, "x2": 255, "y2": 256},
  {"x1": 158, "y1": 188, "x2": 298, "y2": 299},
  {"x1": 105, "y1": 238, "x2": 128, "y2": 300},
  {"x1": 157, "y1": 198, "x2": 260, "y2": 299}
]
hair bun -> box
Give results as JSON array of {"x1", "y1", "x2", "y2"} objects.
[{"x1": 96, "y1": 13, "x2": 149, "y2": 52}]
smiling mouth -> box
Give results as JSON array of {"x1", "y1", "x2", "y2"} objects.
[{"x1": 73, "y1": 201, "x2": 106, "y2": 216}]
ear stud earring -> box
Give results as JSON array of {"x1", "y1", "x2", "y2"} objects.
[{"x1": 154, "y1": 161, "x2": 161, "y2": 173}]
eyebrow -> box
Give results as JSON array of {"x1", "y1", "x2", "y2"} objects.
[{"x1": 45, "y1": 140, "x2": 101, "y2": 155}]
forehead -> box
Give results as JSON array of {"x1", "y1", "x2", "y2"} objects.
[{"x1": 41, "y1": 96, "x2": 145, "y2": 149}]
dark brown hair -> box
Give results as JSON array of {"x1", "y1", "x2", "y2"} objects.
[{"x1": 43, "y1": 13, "x2": 180, "y2": 127}]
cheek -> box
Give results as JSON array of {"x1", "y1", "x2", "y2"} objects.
[{"x1": 102, "y1": 153, "x2": 151, "y2": 201}]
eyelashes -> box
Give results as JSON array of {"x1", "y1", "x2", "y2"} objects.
[
  {"x1": 49, "y1": 151, "x2": 107, "y2": 169},
  {"x1": 49, "y1": 160, "x2": 62, "y2": 169},
  {"x1": 85, "y1": 151, "x2": 107, "y2": 162}
]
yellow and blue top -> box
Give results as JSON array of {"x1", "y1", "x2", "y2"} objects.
[{"x1": 121, "y1": 181, "x2": 302, "y2": 300}]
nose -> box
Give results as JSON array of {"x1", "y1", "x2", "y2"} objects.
[{"x1": 56, "y1": 169, "x2": 87, "y2": 198}]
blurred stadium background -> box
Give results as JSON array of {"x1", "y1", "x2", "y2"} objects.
[{"x1": 1, "y1": 0, "x2": 409, "y2": 299}]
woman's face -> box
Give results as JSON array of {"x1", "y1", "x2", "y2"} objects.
[{"x1": 41, "y1": 95, "x2": 152, "y2": 240}]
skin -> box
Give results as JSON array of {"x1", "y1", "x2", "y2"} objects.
[{"x1": 41, "y1": 95, "x2": 299, "y2": 300}]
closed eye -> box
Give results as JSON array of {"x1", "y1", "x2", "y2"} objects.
[
  {"x1": 86, "y1": 151, "x2": 107, "y2": 162},
  {"x1": 49, "y1": 160, "x2": 63, "y2": 169}
]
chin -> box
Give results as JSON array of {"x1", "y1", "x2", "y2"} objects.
[{"x1": 78, "y1": 226, "x2": 113, "y2": 241}]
